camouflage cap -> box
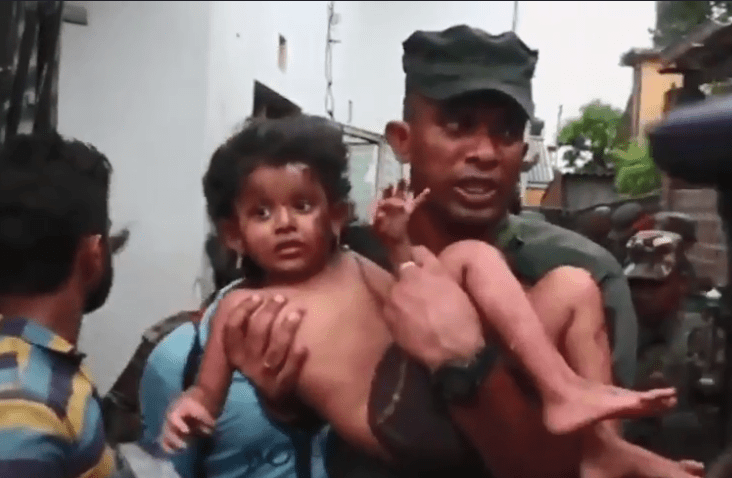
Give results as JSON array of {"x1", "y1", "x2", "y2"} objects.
[
  {"x1": 624, "y1": 230, "x2": 684, "y2": 281},
  {"x1": 402, "y1": 25, "x2": 538, "y2": 117},
  {"x1": 653, "y1": 212, "x2": 697, "y2": 243}
]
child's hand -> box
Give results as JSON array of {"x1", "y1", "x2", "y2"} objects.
[
  {"x1": 160, "y1": 388, "x2": 216, "y2": 453},
  {"x1": 372, "y1": 180, "x2": 430, "y2": 246}
]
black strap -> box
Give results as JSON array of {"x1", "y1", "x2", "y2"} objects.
[
  {"x1": 182, "y1": 322, "x2": 213, "y2": 478},
  {"x1": 291, "y1": 430, "x2": 313, "y2": 478}
]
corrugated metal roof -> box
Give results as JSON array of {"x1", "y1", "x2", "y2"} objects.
[
  {"x1": 525, "y1": 135, "x2": 554, "y2": 186},
  {"x1": 563, "y1": 169, "x2": 615, "y2": 178},
  {"x1": 620, "y1": 47, "x2": 661, "y2": 67},
  {"x1": 661, "y1": 19, "x2": 732, "y2": 66}
]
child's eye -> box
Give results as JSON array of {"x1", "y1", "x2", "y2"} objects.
[
  {"x1": 294, "y1": 200, "x2": 313, "y2": 213},
  {"x1": 254, "y1": 206, "x2": 271, "y2": 219}
]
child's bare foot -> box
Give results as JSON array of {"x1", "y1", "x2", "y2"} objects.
[
  {"x1": 678, "y1": 460, "x2": 705, "y2": 477},
  {"x1": 543, "y1": 379, "x2": 677, "y2": 435},
  {"x1": 580, "y1": 431, "x2": 702, "y2": 478}
]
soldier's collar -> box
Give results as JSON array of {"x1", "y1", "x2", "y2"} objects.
[{"x1": 494, "y1": 215, "x2": 525, "y2": 250}]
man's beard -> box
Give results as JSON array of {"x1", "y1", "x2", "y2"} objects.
[{"x1": 83, "y1": 248, "x2": 114, "y2": 314}]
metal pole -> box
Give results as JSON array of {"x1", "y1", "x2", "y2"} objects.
[
  {"x1": 554, "y1": 105, "x2": 563, "y2": 167},
  {"x1": 512, "y1": 1, "x2": 519, "y2": 32}
]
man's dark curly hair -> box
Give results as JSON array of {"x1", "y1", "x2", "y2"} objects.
[
  {"x1": 0, "y1": 132, "x2": 112, "y2": 295},
  {"x1": 203, "y1": 114, "x2": 351, "y2": 225}
]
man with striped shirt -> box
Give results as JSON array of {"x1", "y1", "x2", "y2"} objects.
[{"x1": 0, "y1": 133, "x2": 120, "y2": 477}]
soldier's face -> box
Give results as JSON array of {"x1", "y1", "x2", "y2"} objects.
[
  {"x1": 630, "y1": 273, "x2": 686, "y2": 326},
  {"x1": 387, "y1": 93, "x2": 528, "y2": 228}
]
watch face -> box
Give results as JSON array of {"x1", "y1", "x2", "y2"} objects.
[{"x1": 443, "y1": 369, "x2": 474, "y2": 401}]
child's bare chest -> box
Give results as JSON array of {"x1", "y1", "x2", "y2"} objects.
[
  {"x1": 258, "y1": 256, "x2": 394, "y2": 400},
  {"x1": 262, "y1": 263, "x2": 391, "y2": 354}
]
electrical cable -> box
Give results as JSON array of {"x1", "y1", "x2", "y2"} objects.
[{"x1": 325, "y1": 1, "x2": 336, "y2": 119}]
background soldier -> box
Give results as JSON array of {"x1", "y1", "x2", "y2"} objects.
[{"x1": 623, "y1": 230, "x2": 710, "y2": 461}]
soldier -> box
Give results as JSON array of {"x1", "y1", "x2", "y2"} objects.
[
  {"x1": 623, "y1": 230, "x2": 701, "y2": 457},
  {"x1": 624, "y1": 231, "x2": 689, "y2": 385}
]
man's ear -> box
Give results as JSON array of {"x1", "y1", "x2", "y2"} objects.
[
  {"x1": 78, "y1": 234, "x2": 106, "y2": 288},
  {"x1": 385, "y1": 121, "x2": 411, "y2": 165},
  {"x1": 521, "y1": 141, "x2": 529, "y2": 161},
  {"x1": 218, "y1": 217, "x2": 246, "y2": 255}
]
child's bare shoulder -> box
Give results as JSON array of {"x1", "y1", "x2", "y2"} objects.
[{"x1": 347, "y1": 251, "x2": 394, "y2": 295}]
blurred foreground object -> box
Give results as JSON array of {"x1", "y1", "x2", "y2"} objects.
[
  {"x1": 649, "y1": 94, "x2": 732, "y2": 186},
  {"x1": 648, "y1": 94, "x2": 732, "y2": 450}
]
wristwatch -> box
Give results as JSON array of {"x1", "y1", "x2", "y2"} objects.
[{"x1": 431, "y1": 346, "x2": 500, "y2": 406}]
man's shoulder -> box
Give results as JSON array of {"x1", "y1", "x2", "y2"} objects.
[
  {"x1": 0, "y1": 338, "x2": 83, "y2": 433},
  {"x1": 510, "y1": 215, "x2": 623, "y2": 279},
  {"x1": 0, "y1": 346, "x2": 116, "y2": 475}
]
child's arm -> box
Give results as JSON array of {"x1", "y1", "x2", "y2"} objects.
[
  {"x1": 161, "y1": 293, "x2": 246, "y2": 452},
  {"x1": 372, "y1": 182, "x2": 430, "y2": 272},
  {"x1": 193, "y1": 291, "x2": 242, "y2": 416}
]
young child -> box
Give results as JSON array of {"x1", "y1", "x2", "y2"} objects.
[{"x1": 162, "y1": 114, "x2": 676, "y2": 462}]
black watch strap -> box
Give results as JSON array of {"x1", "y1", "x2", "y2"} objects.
[{"x1": 432, "y1": 345, "x2": 501, "y2": 406}]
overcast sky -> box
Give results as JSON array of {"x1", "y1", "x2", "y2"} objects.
[{"x1": 515, "y1": 1, "x2": 657, "y2": 143}]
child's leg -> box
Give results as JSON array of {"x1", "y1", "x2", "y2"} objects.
[
  {"x1": 445, "y1": 263, "x2": 699, "y2": 478},
  {"x1": 525, "y1": 266, "x2": 614, "y2": 394},
  {"x1": 437, "y1": 240, "x2": 676, "y2": 435}
]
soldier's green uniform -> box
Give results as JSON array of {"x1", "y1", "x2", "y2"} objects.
[{"x1": 497, "y1": 214, "x2": 638, "y2": 387}]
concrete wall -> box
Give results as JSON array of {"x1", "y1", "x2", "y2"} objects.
[
  {"x1": 202, "y1": 1, "x2": 344, "y2": 158},
  {"x1": 524, "y1": 187, "x2": 546, "y2": 207},
  {"x1": 58, "y1": 1, "x2": 212, "y2": 392}
]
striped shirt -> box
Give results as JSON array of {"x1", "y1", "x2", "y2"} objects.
[{"x1": 0, "y1": 316, "x2": 116, "y2": 478}]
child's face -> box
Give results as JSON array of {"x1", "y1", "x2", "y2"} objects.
[{"x1": 230, "y1": 163, "x2": 340, "y2": 282}]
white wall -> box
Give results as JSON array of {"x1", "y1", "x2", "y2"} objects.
[
  {"x1": 202, "y1": 1, "x2": 353, "y2": 161},
  {"x1": 58, "y1": 1, "x2": 212, "y2": 392}
]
